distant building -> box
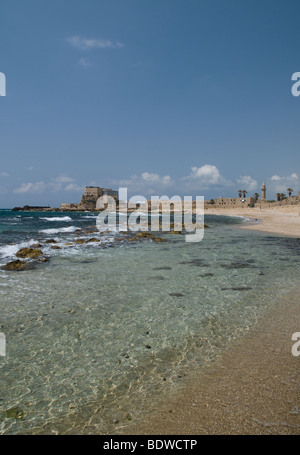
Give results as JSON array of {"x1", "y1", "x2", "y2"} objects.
[
  {"x1": 61, "y1": 186, "x2": 118, "y2": 211},
  {"x1": 261, "y1": 182, "x2": 266, "y2": 201},
  {"x1": 213, "y1": 196, "x2": 256, "y2": 207}
]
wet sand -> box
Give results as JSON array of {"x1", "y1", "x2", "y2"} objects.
[{"x1": 118, "y1": 287, "x2": 300, "y2": 435}]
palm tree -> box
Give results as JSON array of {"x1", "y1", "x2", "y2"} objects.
[
  {"x1": 238, "y1": 190, "x2": 242, "y2": 198},
  {"x1": 253, "y1": 193, "x2": 259, "y2": 202},
  {"x1": 241, "y1": 190, "x2": 247, "y2": 199},
  {"x1": 287, "y1": 188, "x2": 293, "y2": 197},
  {"x1": 277, "y1": 193, "x2": 286, "y2": 201}
]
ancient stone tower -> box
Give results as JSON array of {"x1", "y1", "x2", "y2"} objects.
[{"x1": 261, "y1": 182, "x2": 266, "y2": 201}]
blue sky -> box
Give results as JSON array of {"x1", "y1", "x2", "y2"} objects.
[{"x1": 0, "y1": 0, "x2": 300, "y2": 207}]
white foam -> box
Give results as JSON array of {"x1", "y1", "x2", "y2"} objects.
[
  {"x1": 41, "y1": 216, "x2": 73, "y2": 222},
  {"x1": 0, "y1": 239, "x2": 37, "y2": 258},
  {"x1": 39, "y1": 226, "x2": 78, "y2": 235}
]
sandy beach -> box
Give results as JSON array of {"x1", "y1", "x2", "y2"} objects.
[
  {"x1": 116, "y1": 205, "x2": 300, "y2": 435},
  {"x1": 205, "y1": 205, "x2": 300, "y2": 238},
  {"x1": 119, "y1": 286, "x2": 300, "y2": 435}
]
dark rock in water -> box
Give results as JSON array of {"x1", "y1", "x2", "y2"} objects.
[
  {"x1": 121, "y1": 353, "x2": 130, "y2": 358},
  {"x1": 221, "y1": 286, "x2": 253, "y2": 291},
  {"x1": 1, "y1": 260, "x2": 31, "y2": 271},
  {"x1": 2, "y1": 406, "x2": 25, "y2": 420},
  {"x1": 199, "y1": 273, "x2": 214, "y2": 277},
  {"x1": 169, "y1": 293, "x2": 184, "y2": 297},
  {"x1": 220, "y1": 261, "x2": 255, "y2": 269},
  {"x1": 86, "y1": 238, "x2": 100, "y2": 243},
  {"x1": 145, "y1": 345, "x2": 152, "y2": 349},
  {"x1": 85, "y1": 227, "x2": 98, "y2": 234},
  {"x1": 75, "y1": 239, "x2": 86, "y2": 244},
  {"x1": 31, "y1": 243, "x2": 42, "y2": 248},
  {"x1": 154, "y1": 237, "x2": 167, "y2": 242},
  {"x1": 153, "y1": 266, "x2": 172, "y2": 270},
  {"x1": 51, "y1": 245, "x2": 62, "y2": 250},
  {"x1": 45, "y1": 239, "x2": 58, "y2": 244},
  {"x1": 38, "y1": 257, "x2": 50, "y2": 263},
  {"x1": 180, "y1": 259, "x2": 209, "y2": 267},
  {"x1": 136, "y1": 232, "x2": 155, "y2": 239},
  {"x1": 16, "y1": 248, "x2": 42, "y2": 259},
  {"x1": 148, "y1": 276, "x2": 166, "y2": 280}
]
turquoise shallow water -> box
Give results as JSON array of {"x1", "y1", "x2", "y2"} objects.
[{"x1": 0, "y1": 210, "x2": 299, "y2": 434}]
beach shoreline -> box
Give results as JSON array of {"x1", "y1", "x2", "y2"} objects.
[
  {"x1": 204, "y1": 205, "x2": 300, "y2": 238},
  {"x1": 118, "y1": 285, "x2": 300, "y2": 435},
  {"x1": 115, "y1": 207, "x2": 300, "y2": 435}
]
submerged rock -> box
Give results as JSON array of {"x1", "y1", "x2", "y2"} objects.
[
  {"x1": 148, "y1": 276, "x2": 166, "y2": 280},
  {"x1": 1, "y1": 260, "x2": 30, "y2": 271},
  {"x1": 74, "y1": 239, "x2": 86, "y2": 244},
  {"x1": 85, "y1": 227, "x2": 99, "y2": 234},
  {"x1": 38, "y1": 257, "x2": 50, "y2": 263},
  {"x1": 221, "y1": 286, "x2": 253, "y2": 291},
  {"x1": 45, "y1": 239, "x2": 58, "y2": 244},
  {"x1": 3, "y1": 406, "x2": 25, "y2": 420},
  {"x1": 87, "y1": 238, "x2": 100, "y2": 243},
  {"x1": 16, "y1": 248, "x2": 42, "y2": 259},
  {"x1": 180, "y1": 259, "x2": 209, "y2": 267},
  {"x1": 136, "y1": 232, "x2": 155, "y2": 239},
  {"x1": 154, "y1": 237, "x2": 167, "y2": 242},
  {"x1": 31, "y1": 243, "x2": 42, "y2": 248},
  {"x1": 169, "y1": 292, "x2": 184, "y2": 297}
]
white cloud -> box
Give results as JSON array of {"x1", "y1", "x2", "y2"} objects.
[
  {"x1": 13, "y1": 177, "x2": 83, "y2": 195},
  {"x1": 189, "y1": 164, "x2": 223, "y2": 184},
  {"x1": 67, "y1": 36, "x2": 124, "y2": 50},
  {"x1": 78, "y1": 57, "x2": 91, "y2": 67},
  {"x1": 270, "y1": 175, "x2": 281, "y2": 181},
  {"x1": 0, "y1": 172, "x2": 9, "y2": 177},
  {"x1": 13, "y1": 182, "x2": 47, "y2": 194},
  {"x1": 182, "y1": 164, "x2": 232, "y2": 191},
  {"x1": 116, "y1": 172, "x2": 173, "y2": 196},
  {"x1": 236, "y1": 175, "x2": 258, "y2": 191},
  {"x1": 51, "y1": 176, "x2": 74, "y2": 183},
  {"x1": 141, "y1": 172, "x2": 172, "y2": 185},
  {"x1": 65, "y1": 183, "x2": 84, "y2": 192},
  {"x1": 268, "y1": 173, "x2": 299, "y2": 195}
]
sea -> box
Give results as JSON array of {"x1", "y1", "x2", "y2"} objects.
[{"x1": 0, "y1": 209, "x2": 299, "y2": 434}]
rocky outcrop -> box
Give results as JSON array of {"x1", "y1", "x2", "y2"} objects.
[
  {"x1": 16, "y1": 248, "x2": 42, "y2": 259},
  {"x1": 1, "y1": 260, "x2": 31, "y2": 271}
]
